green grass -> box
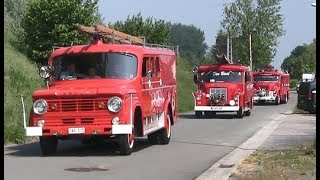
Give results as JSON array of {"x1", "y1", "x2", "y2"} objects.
[
  {"x1": 232, "y1": 145, "x2": 316, "y2": 179},
  {"x1": 4, "y1": 30, "x2": 44, "y2": 144},
  {"x1": 177, "y1": 57, "x2": 196, "y2": 112}
]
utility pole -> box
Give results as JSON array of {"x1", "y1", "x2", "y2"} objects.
[
  {"x1": 249, "y1": 32, "x2": 252, "y2": 71},
  {"x1": 227, "y1": 33, "x2": 230, "y2": 59}
]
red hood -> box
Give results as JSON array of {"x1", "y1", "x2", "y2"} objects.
[
  {"x1": 254, "y1": 81, "x2": 279, "y2": 91},
  {"x1": 32, "y1": 79, "x2": 136, "y2": 99}
]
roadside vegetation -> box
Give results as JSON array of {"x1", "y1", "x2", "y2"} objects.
[
  {"x1": 231, "y1": 143, "x2": 316, "y2": 179},
  {"x1": 4, "y1": 30, "x2": 44, "y2": 144}
]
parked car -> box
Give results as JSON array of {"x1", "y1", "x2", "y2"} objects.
[{"x1": 297, "y1": 81, "x2": 316, "y2": 113}]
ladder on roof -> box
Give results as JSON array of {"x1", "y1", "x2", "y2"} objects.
[
  {"x1": 76, "y1": 24, "x2": 145, "y2": 44},
  {"x1": 75, "y1": 24, "x2": 176, "y2": 51}
]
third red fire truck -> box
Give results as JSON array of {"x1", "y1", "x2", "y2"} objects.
[{"x1": 253, "y1": 65, "x2": 290, "y2": 105}]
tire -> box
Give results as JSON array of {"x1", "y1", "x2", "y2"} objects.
[
  {"x1": 118, "y1": 128, "x2": 135, "y2": 155},
  {"x1": 283, "y1": 93, "x2": 288, "y2": 104},
  {"x1": 275, "y1": 96, "x2": 280, "y2": 105},
  {"x1": 204, "y1": 111, "x2": 216, "y2": 118},
  {"x1": 195, "y1": 111, "x2": 202, "y2": 118},
  {"x1": 147, "y1": 132, "x2": 159, "y2": 145},
  {"x1": 237, "y1": 107, "x2": 244, "y2": 118},
  {"x1": 244, "y1": 109, "x2": 251, "y2": 116},
  {"x1": 40, "y1": 136, "x2": 58, "y2": 156},
  {"x1": 158, "y1": 113, "x2": 171, "y2": 145}
]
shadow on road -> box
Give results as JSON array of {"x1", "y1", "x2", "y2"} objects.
[
  {"x1": 171, "y1": 140, "x2": 256, "y2": 151},
  {"x1": 4, "y1": 138, "x2": 152, "y2": 157}
]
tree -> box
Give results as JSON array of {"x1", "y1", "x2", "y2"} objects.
[
  {"x1": 169, "y1": 23, "x2": 208, "y2": 65},
  {"x1": 221, "y1": 0, "x2": 285, "y2": 70},
  {"x1": 281, "y1": 40, "x2": 316, "y2": 79},
  {"x1": 110, "y1": 13, "x2": 170, "y2": 45},
  {"x1": 21, "y1": 0, "x2": 102, "y2": 65}
]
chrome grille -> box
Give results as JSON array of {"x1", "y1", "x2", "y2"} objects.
[
  {"x1": 210, "y1": 88, "x2": 227, "y2": 101},
  {"x1": 47, "y1": 98, "x2": 108, "y2": 112}
]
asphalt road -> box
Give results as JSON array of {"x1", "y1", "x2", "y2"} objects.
[{"x1": 4, "y1": 93, "x2": 297, "y2": 180}]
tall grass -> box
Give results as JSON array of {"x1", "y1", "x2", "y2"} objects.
[
  {"x1": 177, "y1": 57, "x2": 196, "y2": 112},
  {"x1": 4, "y1": 30, "x2": 44, "y2": 144}
]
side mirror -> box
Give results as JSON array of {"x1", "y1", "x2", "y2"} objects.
[
  {"x1": 39, "y1": 66, "x2": 52, "y2": 79},
  {"x1": 193, "y1": 74, "x2": 198, "y2": 84},
  {"x1": 192, "y1": 66, "x2": 198, "y2": 74}
]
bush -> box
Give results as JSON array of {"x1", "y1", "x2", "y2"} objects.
[{"x1": 290, "y1": 78, "x2": 300, "y2": 89}]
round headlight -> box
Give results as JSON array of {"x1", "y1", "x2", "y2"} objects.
[
  {"x1": 229, "y1": 100, "x2": 235, "y2": 106},
  {"x1": 33, "y1": 99, "x2": 48, "y2": 115},
  {"x1": 39, "y1": 66, "x2": 51, "y2": 79},
  {"x1": 107, "y1": 96, "x2": 122, "y2": 113}
]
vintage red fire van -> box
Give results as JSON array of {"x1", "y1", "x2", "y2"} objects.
[
  {"x1": 253, "y1": 65, "x2": 290, "y2": 104},
  {"x1": 192, "y1": 55, "x2": 254, "y2": 118},
  {"x1": 21, "y1": 24, "x2": 178, "y2": 155}
]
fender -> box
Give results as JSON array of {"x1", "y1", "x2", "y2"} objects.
[{"x1": 163, "y1": 97, "x2": 174, "y2": 125}]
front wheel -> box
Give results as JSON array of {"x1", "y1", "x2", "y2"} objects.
[
  {"x1": 118, "y1": 129, "x2": 135, "y2": 155},
  {"x1": 275, "y1": 96, "x2": 280, "y2": 105},
  {"x1": 40, "y1": 136, "x2": 58, "y2": 156},
  {"x1": 237, "y1": 107, "x2": 244, "y2": 118},
  {"x1": 281, "y1": 93, "x2": 288, "y2": 104},
  {"x1": 244, "y1": 109, "x2": 251, "y2": 116},
  {"x1": 158, "y1": 113, "x2": 171, "y2": 145},
  {"x1": 195, "y1": 111, "x2": 202, "y2": 118}
]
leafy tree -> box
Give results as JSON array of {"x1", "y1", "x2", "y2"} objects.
[
  {"x1": 21, "y1": 0, "x2": 102, "y2": 65},
  {"x1": 169, "y1": 23, "x2": 208, "y2": 65},
  {"x1": 110, "y1": 13, "x2": 170, "y2": 45},
  {"x1": 281, "y1": 39, "x2": 316, "y2": 79},
  {"x1": 221, "y1": 0, "x2": 285, "y2": 70}
]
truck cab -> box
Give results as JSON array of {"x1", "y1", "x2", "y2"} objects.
[
  {"x1": 22, "y1": 25, "x2": 178, "y2": 156},
  {"x1": 192, "y1": 55, "x2": 254, "y2": 118}
]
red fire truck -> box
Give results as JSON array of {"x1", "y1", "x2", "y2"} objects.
[
  {"x1": 21, "y1": 24, "x2": 178, "y2": 155},
  {"x1": 252, "y1": 65, "x2": 290, "y2": 104},
  {"x1": 192, "y1": 55, "x2": 254, "y2": 118}
]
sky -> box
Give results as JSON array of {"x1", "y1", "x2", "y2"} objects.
[{"x1": 98, "y1": 0, "x2": 316, "y2": 70}]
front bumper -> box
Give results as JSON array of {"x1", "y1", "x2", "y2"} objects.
[
  {"x1": 24, "y1": 125, "x2": 132, "y2": 137},
  {"x1": 21, "y1": 96, "x2": 132, "y2": 137},
  {"x1": 253, "y1": 96, "x2": 276, "y2": 102},
  {"x1": 194, "y1": 106, "x2": 239, "y2": 111}
]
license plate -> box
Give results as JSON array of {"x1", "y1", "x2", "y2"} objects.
[{"x1": 68, "y1": 127, "x2": 85, "y2": 134}]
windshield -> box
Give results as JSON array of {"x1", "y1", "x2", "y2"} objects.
[
  {"x1": 254, "y1": 75, "x2": 278, "y2": 82},
  {"x1": 200, "y1": 70, "x2": 242, "y2": 83},
  {"x1": 51, "y1": 52, "x2": 137, "y2": 81}
]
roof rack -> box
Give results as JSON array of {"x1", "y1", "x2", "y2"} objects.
[{"x1": 76, "y1": 24, "x2": 175, "y2": 51}]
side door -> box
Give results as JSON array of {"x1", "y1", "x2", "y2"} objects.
[{"x1": 141, "y1": 57, "x2": 153, "y2": 117}]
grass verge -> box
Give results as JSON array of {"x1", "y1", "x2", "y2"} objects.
[
  {"x1": 177, "y1": 57, "x2": 196, "y2": 112},
  {"x1": 231, "y1": 144, "x2": 316, "y2": 180},
  {"x1": 4, "y1": 30, "x2": 44, "y2": 144}
]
